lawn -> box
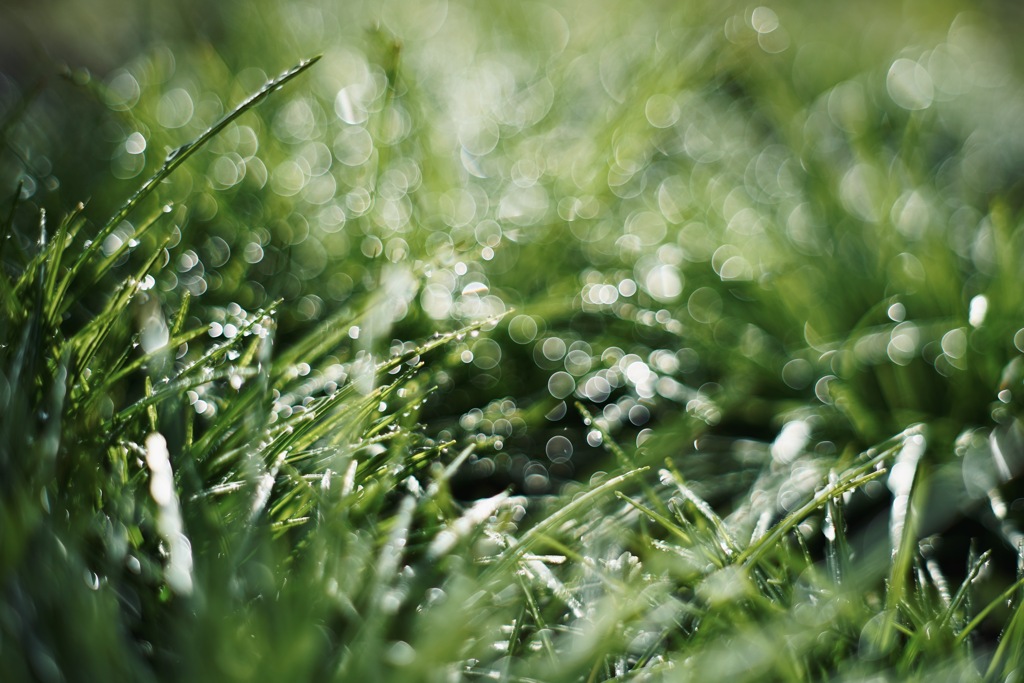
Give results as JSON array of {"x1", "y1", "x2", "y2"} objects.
[{"x1": 2, "y1": 1, "x2": 1024, "y2": 681}]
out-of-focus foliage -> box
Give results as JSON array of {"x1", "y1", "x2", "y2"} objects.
[{"x1": 3, "y1": 0, "x2": 1024, "y2": 681}]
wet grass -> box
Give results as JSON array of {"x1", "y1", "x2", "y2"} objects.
[{"x1": 2, "y1": 1, "x2": 1024, "y2": 681}]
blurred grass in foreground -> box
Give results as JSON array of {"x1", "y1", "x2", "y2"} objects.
[{"x1": 2, "y1": 0, "x2": 1024, "y2": 681}]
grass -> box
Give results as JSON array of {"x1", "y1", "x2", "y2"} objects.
[{"x1": 2, "y1": 0, "x2": 1024, "y2": 681}]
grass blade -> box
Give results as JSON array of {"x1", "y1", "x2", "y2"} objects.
[{"x1": 53, "y1": 55, "x2": 321, "y2": 311}]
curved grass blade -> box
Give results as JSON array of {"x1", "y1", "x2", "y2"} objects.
[
  {"x1": 67, "y1": 236, "x2": 170, "y2": 378},
  {"x1": 938, "y1": 549, "x2": 992, "y2": 633},
  {"x1": 955, "y1": 575, "x2": 1024, "y2": 646},
  {"x1": 489, "y1": 467, "x2": 649, "y2": 576},
  {"x1": 53, "y1": 55, "x2": 321, "y2": 311},
  {"x1": 615, "y1": 492, "x2": 692, "y2": 545},
  {"x1": 737, "y1": 467, "x2": 888, "y2": 568},
  {"x1": 735, "y1": 426, "x2": 924, "y2": 568}
]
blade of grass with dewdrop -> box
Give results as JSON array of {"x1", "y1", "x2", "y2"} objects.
[
  {"x1": 37, "y1": 351, "x2": 69, "y2": 475},
  {"x1": 824, "y1": 471, "x2": 853, "y2": 586},
  {"x1": 2, "y1": 215, "x2": 53, "y2": 440},
  {"x1": 955, "y1": 575, "x2": 1024, "y2": 646},
  {"x1": 190, "y1": 369, "x2": 340, "y2": 472},
  {"x1": 9, "y1": 205, "x2": 79, "y2": 304},
  {"x1": 925, "y1": 561, "x2": 954, "y2": 618},
  {"x1": 83, "y1": 202, "x2": 174, "y2": 292},
  {"x1": 184, "y1": 384, "x2": 267, "y2": 465},
  {"x1": 577, "y1": 401, "x2": 672, "y2": 528},
  {"x1": 937, "y1": 549, "x2": 992, "y2": 632},
  {"x1": 666, "y1": 498, "x2": 738, "y2": 572},
  {"x1": 144, "y1": 376, "x2": 158, "y2": 432},
  {"x1": 661, "y1": 460, "x2": 740, "y2": 557},
  {"x1": 285, "y1": 445, "x2": 338, "y2": 469},
  {"x1": 736, "y1": 427, "x2": 920, "y2": 567},
  {"x1": 427, "y1": 491, "x2": 511, "y2": 561},
  {"x1": 0, "y1": 190, "x2": 17, "y2": 303},
  {"x1": 886, "y1": 437, "x2": 927, "y2": 615},
  {"x1": 375, "y1": 494, "x2": 416, "y2": 582},
  {"x1": 107, "y1": 366, "x2": 250, "y2": 437},
  {"x1": 377, "y1": 314, "x2": 510, "y2": 374},
  {"x1": 576, "y1": 402, "x2": 630, "y2": 468},
  {"x1": 268, "y1": 304, "x2": 368, "y2": 372},
  {"x1": 236, "y1": 324, "x2": 269, "y2": 372},
  {"x1": 240, "y1": 365, "x2": 419, "y2": 478},
  {"x1": 70, "y1": 334, "x2": 133, "y2": 406},
  {"x1": 68, "y1": 236, "x2": 170, "y2": 377},
  {"x1": 355, "y1": 435, "x2": 407, "y2": 479},
  {"x1": 269, "y1": 516, "x2": 311, "y2": 533},
  {"x1": 276, "y1": 309, "x2": 506, "y2": 382},
  {"x1": 985, "y1": 584, "x2": 1024, "y2": 680},
  {"x1": 269, "y1": 452, "x2": 372, "y2": 525},
  {"x1": 736, "y1": 469, "x2": 887, "y2": 568},
  {"x1": 5, "y1": 206, "x2": 82, "y2": 324},
  {"x1": 268, "y1": 459, "x2": 324, "y2": 524},
  {"x1": 425, "y1": 443, "x2": 476, "y2": 499},
  {"x1": 277, "y1": 373, "x2": 388, "y2": 454},
  {"x1": 53, "y1": 55, "x2": 321, "y2": 311},
  {"x1": 247, "y1": 450, "x2": 287, "y2": 525},
  {"x1": 616, "y1": 492, "x2": 692, "y2": 545},
  {"x1": 91, "y1": 324, "x2": 209, "y2": 396},
  {"x1": 168, "y1": 290, "x2": 192, "y2": 337},
  {"x1": 257, "y1": 390, "x2": 365, "y2": 466},
  {"x1": 515, "y1": 572, "x2": 558, "y2": 664},
  {"x1": 505, "y1": 606, "x2": 527, "y2": 662},
  {"x1": 489, "y1": 467, "x2": 648, "y2": 576},
  {"x1": 337, "y1": 368, "x2": 422, "y2": 443},
  {"x1": 172, "y1": 303, "x2": 276, "y2": 381},
  {"x1": 620, "y1": 490, "x2": 733, "y2": 570},
  {"x1": 40, "y1": 206, "x2": 86, "y2": 326},
  {"x1": 28, "y1": 211, "x2": 48, "y2": 356},
  {"x1": 363, "y1": 378, "x2": 433, "y2": 440}
]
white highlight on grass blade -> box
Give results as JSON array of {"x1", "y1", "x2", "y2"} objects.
[
  {"x1": 251, "y1": 452, "x2": 287, "y2": 522},
  {"x1": 989, "y1": 429, "x2": 1015, "y2": 483},
  {"x1": 379, "y1": 496, "x2": 416, "y2": 581},
  {"x1": 523, "y1": 557, "x2": 585, "y2": 619},
  {"x1": 144, "y1": 432, "x2": 193, "y2": 596},
  {"x1": 428, "y1": 492, "x2": 509, "y2": 559},
  {"x1": 341, "y1": 459, "x2": 358, "y2": 497},
  {"x1": 771, "y1": 420, "x2": 810, "y2": 464},
  {"x1": 751, "y1": 510, "x2": 773, "y2": 543},
  {"x1": 887, "y1": 432, "x2": 925, "y2": 555}
]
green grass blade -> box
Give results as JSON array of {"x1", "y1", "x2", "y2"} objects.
[
  {"x1": 955, "y1": 576, "x2": 1024, "y2": 647},
  {"x1": 736, "y1": 468, "x2": 888, "y2": 568},
  {"x1": 938, "y1": 549, "x2": 992, "y2": 632},
  {"x1": 53, "y1": 55, "x2": 321, "y2": 309},
  {"x1": 490, "y1": 467, "x2": 649, "y2": 576}
]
